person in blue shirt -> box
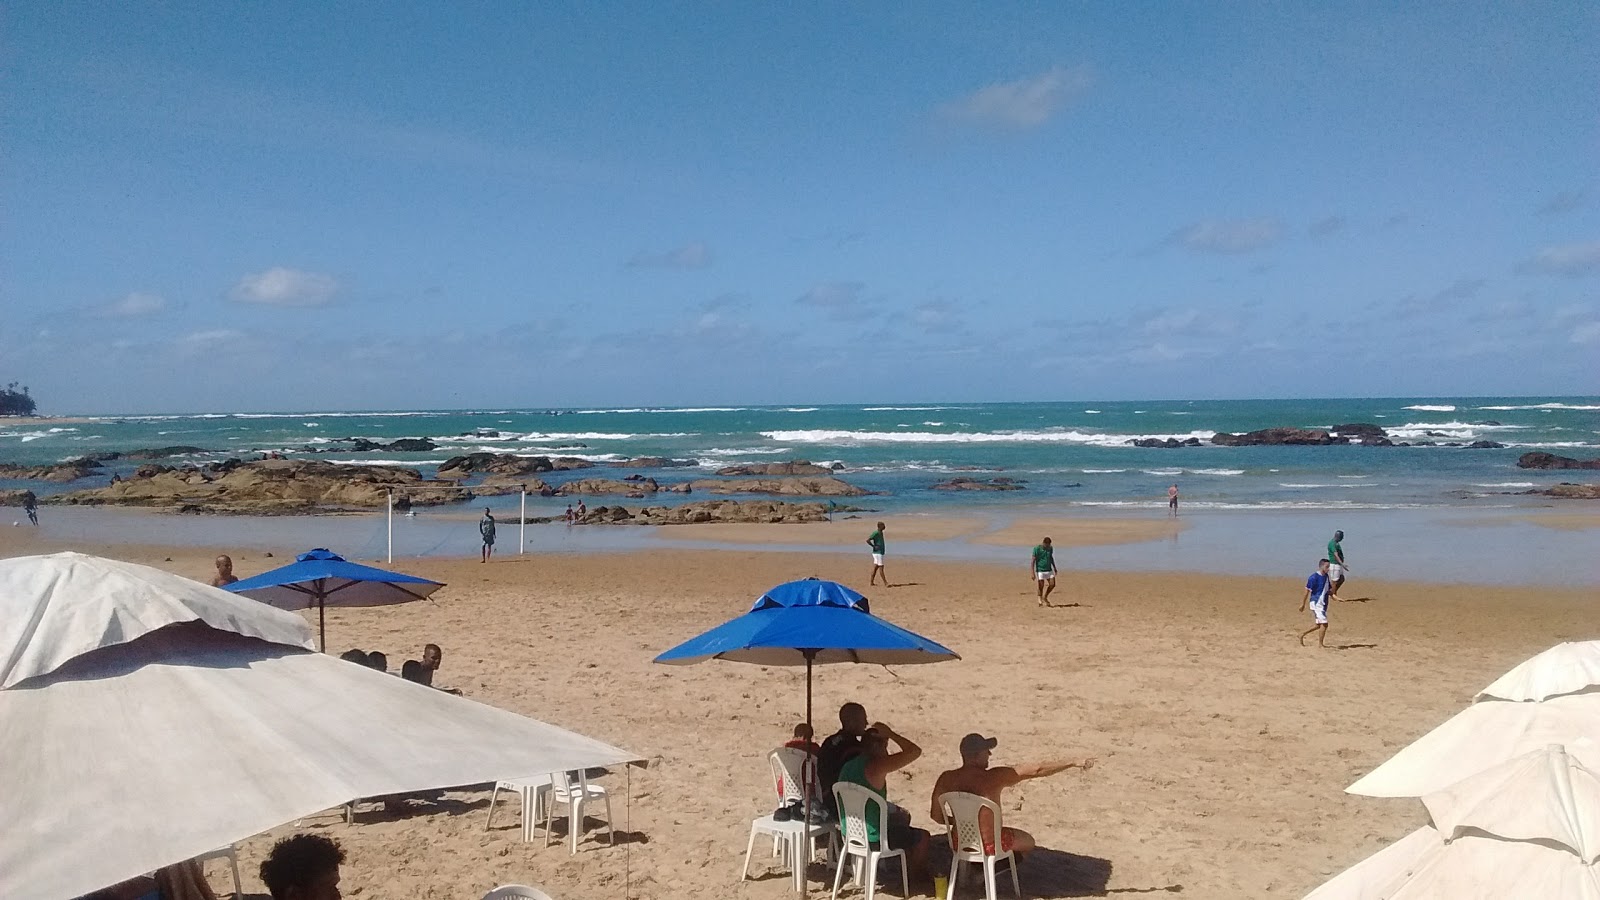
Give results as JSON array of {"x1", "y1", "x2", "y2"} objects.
[{"x1": 1298, "y1": 558, "x2": 1343, "y2": 648}]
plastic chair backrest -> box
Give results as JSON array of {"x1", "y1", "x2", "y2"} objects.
[
  {"x1": 833, "y1": 781, "x2": 892, "y2": 851},
  {"x1": 769, "y1": 747, "x2": 812, "y2": 804},
  {"x1": 556, "y1": 769, "x2": 589, "y2": 793},
  {"x1": 481, "y1": 885, "x2": 554, "y2": 900},
  {"x1": 938, "y1": 791, "x2": 1002, "y2": 856}
]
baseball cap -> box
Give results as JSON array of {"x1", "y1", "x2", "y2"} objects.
[{"x1": 959, "y1": 733, "x2": 998, "y2": 757}]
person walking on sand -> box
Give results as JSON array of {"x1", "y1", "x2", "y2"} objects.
[
  {"x1": 1032, "y1": 537, "x2": 1059, "y2": 607},
  {"x1": 210, "y1": 554, "x2": 238, "y2": 587},
  {"x1": 867, "y1": 522, "x2": 887, "y2": 586},
  {"x1": 1298, "y1": 558, "x2": 1342, "y2": 648},
  {"x1": 1168, "y1": 483, "x2": 1179, "y2": 517},
  {"x1": 1327, "y1": 530, "x2": 1349, "y2": 599},
  {"x1": 478, "y1": 508, "x2": 496, "y2": 563},
  {"x1": 22, "y1": 490, "x2": 38, "y2": 526}
]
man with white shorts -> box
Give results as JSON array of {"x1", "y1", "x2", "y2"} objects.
[
  {"x1": 867, "y1": 522, "x2": 887, "y2": 587},
  {"x1": 1326, "y1": 530, "x2": 1348, "y2": 598},
  {"x1": 1031, "y1": 537, "x2": 1059, "y2": 607},
  {"x1": 1298, "y1": 558, "x2": 1342, "y2": 648}
]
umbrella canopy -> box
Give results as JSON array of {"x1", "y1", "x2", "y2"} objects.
[
  {"x1": 226, "y1": 548, "x2": 444, "y2": 650},
  {"x1": 1347, "y1": 693, "x2": 1600, "y2": 797},
  {"x1": 1477, "y1": 641, "x2": 1600, "y2": 703},
  {"x1": 0, "y1": 553, "x2": 640, "y2": 900},
  {"x1": 654, "y1": 578, "x2": 958, "y2": 668},
  {"x1": 1307, "y1": 746, "x2": 1600, "y2": 899}
]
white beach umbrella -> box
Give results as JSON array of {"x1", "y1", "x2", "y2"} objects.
[
  {"x1": 1476, "y1": 641, "x2": 1600, "y2": 703},
  {"x1": 1307, "y1": 746, "x2": 1600, "y2": 899},
  {"x1": 0, "y1": 552, "x2": 641, "y2": 900},
  {"x1": 1346, "y1": 692, "x2": 1600, "y2": 797}
]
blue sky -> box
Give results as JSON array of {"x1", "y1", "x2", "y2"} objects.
[{"x1": 2, "y1": 3, "x2": 1596, "y2": 413}]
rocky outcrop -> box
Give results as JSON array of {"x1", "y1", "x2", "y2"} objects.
[
  {"x1": 473, "y1": 475, "x2": 556, "y2": 497},
  {"x1": 1465, "y1": 440, "x2": 1506, "y2": 449},
  {"x1": 48, "y1": 458, "x2": 469, "y2": 514},
  {"x1": 1131, "y1": 437, "x2": 1203, "y2": 448},
  {"x1": 569, "y1": 499, "x2": 865, "y2": 526},
  {"x1": 611, "y1": 457, "x2": 696, "y2": 468},
  {"x1": 304, "y1": 437, "x2": 438, "y2": 453},
  {"x1": 557, "y1": 478, "x2": 660, "y2": 495},
  {"x1": 714, "y1": 461, "x2": 834, "y2": 476},
  {"x1": 0, "y1": 458, "x2": 103, "y2": 482},
  {"x1": 1545, "y1": 483, "x2": 1600, "y2": 499},
  {"x1": 435, "y1": 453, "x2": 594, "y2": 479},
  {"x1": 1211, "y1": 428, "x2": 1340, "y2": 447},
  {"x1": 685, "y1": 476, "x2": 869, "y2": 497},
  {"x1": 1330, "y1": 423, "x2": 1387, "y2": 440},
  {"x1": 84, "y1": 446, "x2": 212, "y2": 461},
  {"x1": 1518, "y1": 452, "x2": 1600, "y2": 470},
  {"x1": 930, "y1": 477, "x2": 1025, "y2": 491},
  {"x1": 0, "y1": 488, "x2": 36, "y2": 507}
]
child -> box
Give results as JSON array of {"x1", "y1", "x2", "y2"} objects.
[
  {"x1": 1298, "y1": 558, "x2": 1342, "y2": 648},
  {"x1": 778, "y1": 723, "x2": 820, "y2": 802}
]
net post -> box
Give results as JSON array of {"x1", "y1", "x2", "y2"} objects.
[
  {"x1": 519, "y1": 486, "x2": 527, "y2": 555},
  {"x1": 386, "y1": 489, "x2": 394, "y2": 564}
]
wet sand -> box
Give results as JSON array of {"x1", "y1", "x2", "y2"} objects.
[{"x1": 2, "y1": 524, "x2": 1594, "y2": 899}]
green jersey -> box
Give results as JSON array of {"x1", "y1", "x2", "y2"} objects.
[
  {"x1": 868, "y1": 530, "x2": 885, "y2": 553},
  {"x1": 1032, "y1": 544, "x2": 1055, "y2": 572},
  {"x1": 1327, "y1": 538, "x2": 1343, "y2": 565}
]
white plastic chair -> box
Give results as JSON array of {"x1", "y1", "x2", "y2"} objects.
[
  {"x1": 544, "y1": 769, "x2": 613, "y2": 854},
  {"x1": 938, "y1": 791, "x2": 1020, "y2": 900},
  {"x1": 481, "y1": 885, "x2": 555, "y2": 900},
  {"x1": 831, "y1": 782, "x2": 909, "y2": 900},
  {"x1": 193, "y1": 845, "x2": 241, "y2": 900},
  {"x1": 486, "y1": 775, "x2": 554, "y2": 842},
  {"x1": 741, "y1": 750, "x2": 837, "y2": 890}
]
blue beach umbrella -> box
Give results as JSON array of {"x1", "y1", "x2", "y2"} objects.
[
  {"x1": 653, "y1": 578, "x2": 959, "y2": 733},
  {"x1": 226, "y1": 548, "x2": 444, "y2": 651}
]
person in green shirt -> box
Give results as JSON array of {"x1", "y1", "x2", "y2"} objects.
[
  {"x1": 836, "y1": 723, "x2": 930, "y2": 884},
  {"x1": 1327, "y1": 530, "x2": 1348, "y2": 597},
  {"x1": 866, "y1": 522, "x2": 887, "y2": 587},
  {"x1": 1031, "y1": 536, "x2": 1059, "y2": 607}
]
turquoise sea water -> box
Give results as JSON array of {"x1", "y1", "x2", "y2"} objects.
[{"x1": 4, "y1": 396, "x2": 1597, "y2": 511}]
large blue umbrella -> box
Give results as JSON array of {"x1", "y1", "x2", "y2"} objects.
[
  {"x1": 653, "y1": 578, "x2": 959, "y2": 734},
  {"x1": 226, "y1": 548, "x2": 443, "y2": 651}
]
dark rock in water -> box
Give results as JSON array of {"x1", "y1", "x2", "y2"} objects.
[
  {"x1": 930, "y1": 477, "x2": 1024, "y2": 491},
  {"x1": 1062, "y1": 482, "x2": 1083, "y2": 488},
  {"x1": 1361, "y1": 436, "x2": 1395, "y2": 447},
  {"x1": 1546, "y1": 483, "x2": 1600, "y2": 499},
  {"x1": 1474, "y1": 420, "x2": 1503, "y2": 427},
  {"x1": 0, "y1": 459, "x2": 102, "y2": 482},
  {"x1": 611, "y1": 457, "x2": 696, "y2": 468},
  {"x1": 715, "y1": 461, "x2": 834, "y2": 476},
  {"x1": 46, "y1": 458, "x2": 469, "y2": 513},
  {"x1": 1425, "y1": 430, "x2": 1449, "y2": 438},
  {"x1": 1465, "y1": 440, "x2": 1506, "y2": 449},
  {"x1": 1518, "y1": 451, "x2": 1600, "y2": 470},
  {"x1": 384, "y1": 438, "x2": 437, "y2": 452},
  {"x1": 1331, "y1": 423, "x2": 1387, "y2": 439},
  {"x1": 1183, "y1": 437, "x2": 1202, "y2": 446},
  {"x1": 436, "y1": 452, "x2": 593, "y2": 478},
  {"x1": 1211, "y1": 428, "x2": 1340, "y2": 447},
  {"x1": 1132, "y1": 438, "x2": 1188, "y2": 449},
  {"x1": 831, "y1": 462, "x2": 845, "y2": 471},
  {"x1": 558, "y1": 478, "x2": 659, "y2": 495},
  {"x1": 572, "y1": 499, "x2": 866, "y2": 526},
  {"x1": 686, "y1": 476, "x2": 869, "y2": 496}
]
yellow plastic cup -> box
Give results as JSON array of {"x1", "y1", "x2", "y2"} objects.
[{"x1": 933, "y1": 875, "x2": 949, "y2": 898}]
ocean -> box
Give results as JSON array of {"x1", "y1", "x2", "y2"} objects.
[{"x1": 5, "y1": 396, "x2": 1597, "y2": 512}]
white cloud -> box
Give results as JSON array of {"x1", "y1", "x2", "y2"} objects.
[
  {"x1": 175, "y1": 328, "x2": 246, "y2": 352},
  {"x1": 229, "y1": 267, "x2": 340, "y2": 307},
  {"x1": 796, "y1": 281, "x2": 873, "y2": 321},
  {"x1": 910, "y1": 299, "x2": 961, "y2": 333},
  {"x1": 627, "y1": 242, "x2": 713, "y2": 269},
  {"x1": 940, "y1": 65, "x2": 1093, "y2": 130},
  {"x1": 1572, "y1": 322, "x2": 1600, "y2": 345},
  {"x1": 1169, "y1": 219, "x2": 1284, "y2": 254},
  {"x1": 106, "y1": 292, "x2": 166, "y2": 317},
  {"x1": 1518, "y1": 240, "x2": 1600, "y2": 277}
]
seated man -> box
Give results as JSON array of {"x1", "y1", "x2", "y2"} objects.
[
  {"x1": 837, "y1": 723, "x2": 931, "y2": 883},
  {"x1": 817, "y1": 701, "x2": 868, "y2": 814},
  {"x1": 403, "y1": 643, "x2": 462, "y2": 694},
  {"x1": 929, "y1": 733, "x2": 1096, "y2": 856},
  {"x1": 259, "y1": 833, "x2": 344, "y2": 900}
]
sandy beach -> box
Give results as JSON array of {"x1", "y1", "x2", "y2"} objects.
[{"x1": 3, "y1": 520, "x2": 1594, "y2": 900}]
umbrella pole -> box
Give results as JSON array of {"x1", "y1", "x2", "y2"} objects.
[
  {"x1": 802, "y1": 650, "x2": 816, "y2": 894},
  {"x1": 318, "y1": 599, "x2": 326, "y2": 653}
]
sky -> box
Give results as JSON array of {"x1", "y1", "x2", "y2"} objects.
[{"x1": 2, "y1": 2, "x2": 1597, "y2": 413}]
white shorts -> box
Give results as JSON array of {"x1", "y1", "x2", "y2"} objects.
[
  {"x1": 1328, "y1": 564, "x2": 1345, "y2": 581},
  {"x1": 872, "y1": 553, "x2": 884, "y2": 566},
  {"x1": 1036, "y1": 570, "x2": 1055, "y2": 582},
  {"x1": 1309, "y1": 597, "x2": 1328, "y2": 625}
]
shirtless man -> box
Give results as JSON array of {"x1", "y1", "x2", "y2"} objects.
[
  {"x1": 928, "y1": 733, "x2": 1096, "y2": 856},
  {"x1": 210, "y1": 554, "x2": 239, "y2": 587}
]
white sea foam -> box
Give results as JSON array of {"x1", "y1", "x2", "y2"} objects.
[
  {"x1": 1143, "y1": 468, "x2": 1181, "y2": 476},
  {"x1": 1336, "y1": 475, "x2": 1370, "y2": 479},
  {"x1": 1, "y1": 427, "x2": 79, "y2": 442},
  {"x1": 698, "y1": 447, "x2": 796, "y2": 457},
  {"x1": 1279, "y1": 482, "x2": 1364, "y2": 488},
  {"x1": 760, "y1": 428, "x2": 1216, "y2": 447},
  {"x1": 783, "y1": 408, "x2": 818, "y2": 413},
  {"x1": 1475, "y1": 403, "x2": 1600, "y2": 411},
  {"x1": 1474, "y1": 482, "x2": 1535, "y2": 488},
  {"x1": 922, "y1": 422, "x2": 944, "y2": 426},
  {"x1": 1084, "y1": 409, "x2": 1102, "y2": 414},
  {"x1": 1136, "y1": 468, "x2": 1243, "y2": 476},
  {"x1": 1502, "y1": 441, "x2": 1600, "y2": 449},
  {"x1": 861, "y1": 406, "x2": 960, "y2": 411},
  {"x1": 1403, "y1": 405, "x2": 1457, "y2": 412},
  {"x1": 1081, "y1": 468, "x2": 1127, "y2": 474},
  {"x1": 1386, "y1": 421, "x2": 1531, "y2": 440}
]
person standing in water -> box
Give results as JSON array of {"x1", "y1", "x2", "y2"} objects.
[
  {"x1": 1168, "y1": 483, "x2": 1179, "y2": 517},
  {"x1": 867, "y1": 521, "x2": 887, "y2": 586}
]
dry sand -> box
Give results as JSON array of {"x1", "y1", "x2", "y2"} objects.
[{"x1": 3, "y1": 524, "x2": 1594, "y2": 900}]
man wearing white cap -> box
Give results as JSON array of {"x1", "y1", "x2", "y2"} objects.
[{"x1": 929, "y1": 733, "x2": 1096, "y2": 856}]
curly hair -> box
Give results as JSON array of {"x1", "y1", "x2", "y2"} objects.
[{"x1": 259, "y1": 833, "x2": 345, "y2": 899}]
